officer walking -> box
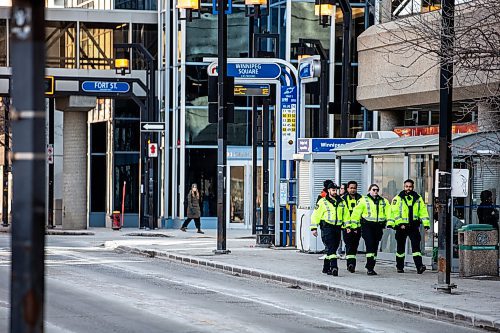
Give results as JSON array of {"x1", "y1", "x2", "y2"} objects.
[
  {"x1": 342, "y1": 181, "x2": 362, "y2": 273},
  {"x1": 351, "y1": 184, "x2": 391, "y2": 275},
  {"x1": 311, "y1": 182, "x2": 349, "y2": 276},
  {"x1": 389, "y1": 179, "x2": 430, "y2": 274}
]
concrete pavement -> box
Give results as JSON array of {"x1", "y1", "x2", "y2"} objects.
[{"x1": 38, "y1": 227, "x2": 500, "y2": 331}]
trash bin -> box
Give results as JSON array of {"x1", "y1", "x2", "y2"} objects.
[
  {"x1": 111, "y1": 211, "x2": 121, "y2": 230},
  {"x1": 458, "y1": 224, "x2": 498, "y2": 277}
]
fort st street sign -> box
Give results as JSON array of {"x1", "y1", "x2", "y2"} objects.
[
  {"x1": 141, "y1": 122, "x2": 165, "y2": 132},
  {"x1": 81, "y1": 81, "x2": 130, "y2": 93}
]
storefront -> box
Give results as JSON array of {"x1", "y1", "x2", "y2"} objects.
[{"x1": 334, "y1": 131, "x2": 500, "y2": 270}]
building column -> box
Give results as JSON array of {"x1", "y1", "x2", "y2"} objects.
[
  {"x1": 379, "y1": 110, "x2": 404, "y2": 131},
  {"x1": 477, "y1": 101, "x2": 500, "y2": 131},
  {"x1": 56, "y1": 95, "x2": 96, "y2": 230},
  {"x1": 62, "y1": 111, "x2": 88, "y2": 229}
]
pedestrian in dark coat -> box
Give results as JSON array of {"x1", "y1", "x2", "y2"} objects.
[
  {"x1": 180, "y1": 183, "x2": 204, "y2": 234},
  {"x1": 477, "y1": 190, "x2": 499, "y2": 230}
]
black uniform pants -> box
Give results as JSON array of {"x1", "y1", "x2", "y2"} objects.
[
  {"x1": 182, "y1": 217, "x2": 201, "y2": 229},
  {"x1": 395, "y1": 224, "x2": 423, "y2": 269},
  {"x1": 361, "y1": 223, "x2": 384, "y2": 270},
  {"x1": 321, "y1": 224, "x2": 342, "y2": 269},
  {"x1": 343, "y1": 229, "x2": 361, "y2": 268}
]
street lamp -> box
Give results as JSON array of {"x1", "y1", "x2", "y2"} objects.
[
  {"x1": 245, "y1": 0, "x2": 269, "y2": 18},
  {"x1": 315, "y1": 0, "x2": 334, "y2": 27},
  {"x1": 177, "y1": 0, "x2": 201, "y2": 22},
  {"x1": 114, "y1": 43, "x2": 158, "y2": 230}
]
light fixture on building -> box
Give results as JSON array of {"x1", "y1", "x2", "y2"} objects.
[
  {"x1": 315, "y1": 0, "x2": 334, "y2": 27},
  {"x1": 245, "y1": 0, "x2": 269, "y2": 18},
  {"x1": 115, "y1": 58, "x2": 130, "y2": 76},
  {"x1": 177, "y1": 0, "x2": 201, "y2": 22}
]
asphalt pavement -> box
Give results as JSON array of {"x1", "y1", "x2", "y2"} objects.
[{"x1": 3, "y1": 226, "x2": 500, "y2": 331}]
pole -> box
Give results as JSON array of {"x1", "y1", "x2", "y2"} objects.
[
  {"x1": 436, "y1": 0, "x2": 455, "y2": 293},
  {"x1": 215, "y1": 0, "x2": 230, "y2": 254},
  {"x1": 319, "y1": 58, "x2": 328, "y2": 138},
  {"x1": 47, "y1": 98, "x2": 54, "y2": 228},
  {"x1": 2, "y1": 97, "x2": 10, "y2": 227},
  {"x1": 252, "y1": 99, "x2": 258, "y2": 235},
  {"x1": 262, "y1": 98, "x2": 269, "y2": 236},
  {"x1": 10, "y1": 1, "x2": 46, "y2": 332},
  {"x1": 338, "y1": 0, "x2": 352, "y2": 138},
  {"x1": 121, "y1": 181, "x2": 126, "y2": 227}
]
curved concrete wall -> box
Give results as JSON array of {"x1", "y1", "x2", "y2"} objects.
[{"x1": 356, "y1": 6, "x2": 500, "y2": 110}]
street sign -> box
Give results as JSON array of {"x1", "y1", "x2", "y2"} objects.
[
  {"x1": 207, "y1": 63, "x2": 281, "y2": 79},
  {"x1": 434, "y1": 169, "x2": 470, "y2": 198},
  {"x1": 141, "y1": 122, "x2": 165, "y2": 132},
  {"x1": 148, "y1": 143, "x2": 158, "y2": 158},
  {"x1": 81, "y1": 81, "x2": 130, "y2": 93}
]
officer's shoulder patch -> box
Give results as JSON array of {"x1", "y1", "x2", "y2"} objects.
[
  {"x1": 392, "y1": 198, "x2": 398, "y2": 204},
  {"x1": 315, "y1": 204, "x2": 319, "y2": 209}
]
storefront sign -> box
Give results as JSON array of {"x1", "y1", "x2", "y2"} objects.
[
  {"x1": 394, "y1": 123, "x2": 478, "y2": 137},
  {"x1": 296, "y1": 138, "x2": 362, "y2": 153}
]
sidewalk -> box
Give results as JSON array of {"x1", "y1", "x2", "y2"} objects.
[{"x1": 56, "y1": 227, "x2": 500, "y2": 331}]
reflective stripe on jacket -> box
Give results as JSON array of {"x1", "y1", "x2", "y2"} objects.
[
  {"x1": 389, "y1": 193, "x2": 430, "y2": 228},
  {"x1": 350, "y1": 195, "x2": 391, "y2": 229},
  {"x1": 310, "y1": 197, "x2": 349, "y2": 230}
]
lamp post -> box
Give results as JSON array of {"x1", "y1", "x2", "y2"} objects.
[
  {"x1": 436, "y1": 0, "x2": 456, "y2": 293},
  {"x1": 115, "y1": 43, "x2": 158, "y2": 230}
]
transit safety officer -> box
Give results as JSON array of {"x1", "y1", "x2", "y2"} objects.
[
  {"x1": 389, "y1": 179, "x2": 430, "y2": 274},
  {"x1": 351, "y1": 184, "x2": 391, "y2": 275},
  {"x1": 310, "y1": 182, "x2": 349, "y2": 276},
  {"x1": 342, "y1": 181, "x2": 362, "y2": 273}
]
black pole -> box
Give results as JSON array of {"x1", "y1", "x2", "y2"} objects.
[
  {"x1": 252, "y1": 99, "x2": 258, "y2": 235},
  {"x1": 436, "y1": 0, "x2": 455, "y2": 293},
  {"x1": 262, "y1": 98, "x2": 269, "y2": 236},
  {"x1": 2, "y1": 97, "x2": 10, "y2": 227},
  {"x1": 338, "y1": 0, "x2": 352, "y2": 137},
  {"x1": 319, "y1": 58, "x2": 328, "y2": 137},
  {"x1": 215, "y1": 0, "x2": 230, "y2": 254},
  {"x1": 10, "y1": 1, "x2": 46, "y2": 332},
  {"x1": 48, "y1": 98, "x2": 54, "y2": 228}
]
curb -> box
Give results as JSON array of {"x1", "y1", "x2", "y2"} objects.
[
  {"x1": 116, "y1": 245, "x2": 500, "y2": 332},
  {"x1": 46, "y1": 230, "x2": 95, "y2": 236}
]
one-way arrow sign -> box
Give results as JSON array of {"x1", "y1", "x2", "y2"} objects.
[{"x1": 141, "y1": 122, "x2": 165, "y2": 132}]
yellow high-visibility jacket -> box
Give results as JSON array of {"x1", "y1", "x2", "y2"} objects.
[
  {"x1": 389, "y1": 191, "x2": 430, "y2": 228},
  {"x1": 349, "y1": 195, "x2": 392, "y2": 229},
  {"x1": 310, "y1": 196, "x2": 349, "y2": 230}
]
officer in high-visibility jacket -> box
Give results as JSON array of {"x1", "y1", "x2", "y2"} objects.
[
  {"x1": 389, "y1": 179, "x2": 430, "y2": 274},
  {"x1": 351, "y1": 184, "x2": 391, "y2": 275},
  {"x1": 341, "y1": 181, "x2": 362, "y2": 273},
  {"x1": 311, "y1": 182, "x2": 349, "y2": 276}
]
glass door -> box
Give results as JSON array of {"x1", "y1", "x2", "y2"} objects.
[{"x1": 227, "y1": 163, "x2": 249, "y2": 229}]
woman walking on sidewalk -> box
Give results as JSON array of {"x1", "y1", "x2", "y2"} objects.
[{"x1": 180, "y1": 183, "x2": 204, "y2": 234}]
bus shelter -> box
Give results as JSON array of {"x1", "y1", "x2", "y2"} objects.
[{"x1": 333, "y1": 131, "x2": 500, "y2": 270}]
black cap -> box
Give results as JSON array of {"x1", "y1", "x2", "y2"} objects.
[
  {"x1": 323, "y1": 179, "x2": 333, "y2": 188},
  {"x1": 327, "y1": 182, "x2": 340, "y2": 189}
]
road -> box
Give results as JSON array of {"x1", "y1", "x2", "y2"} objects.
[{"x1": 0, "y1": 234, "x2": 483, "y2": 333}]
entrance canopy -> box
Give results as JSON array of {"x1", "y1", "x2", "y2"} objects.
[{"x1": 333, "y1": 131, "x2": 500, "y2": 157}]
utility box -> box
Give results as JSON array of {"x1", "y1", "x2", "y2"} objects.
[{"x1": 458, "y1": 224, "x2": 498, "y2": 277}]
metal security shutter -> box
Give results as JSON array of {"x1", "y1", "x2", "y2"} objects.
[
  {"x1": 473, "y1": 160, "x2": 500, "y2": 202},
  {"x1": 312, "y1": 161, "x2": 336, "y2": 201},
  {"x1": 298, "y1": 161, "x2": 311, "y2": 209},
  {"x1": 341, "y1": 161, "x2": 364, "y2": 193}
]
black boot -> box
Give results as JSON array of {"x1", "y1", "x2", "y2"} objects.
[
  {"x1": 322, "y1": 259, "x2": 329, "y2": 274},
  {"x1": 346, "y1": 258, "x2": 356, "y2": 273},
  {"x1": 396, "y1": 255, "x2": 405, "y2": 272},
  {"x1": 329, "y1": 259, "x2": 339, "y2": 276}
]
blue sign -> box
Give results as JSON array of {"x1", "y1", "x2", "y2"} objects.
[
  {"x1": 297, "y1": 138, "x2": 310, "y2": 153},
  {"x1": 81, "y1": 81, "x2": 130, "y2": 93},
  {"x1": 227, "y1": 63, "x2": 281, "y2": 79},
  {"x1": 296, "y1": 138, "x2": 364, "y2": 153},
  {"x1": 299, "y1": 63, "x2": 314, "y2": 80}
]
